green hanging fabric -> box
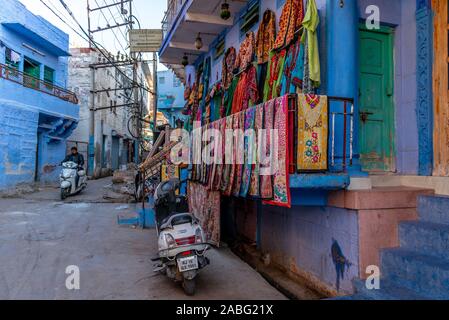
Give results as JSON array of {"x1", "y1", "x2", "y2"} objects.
[{"x1": 302, "y1": 0, "x2": 320, "y2": 87}]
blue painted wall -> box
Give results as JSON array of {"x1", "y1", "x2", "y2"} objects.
[
  {"x1": 157, "y1": 69, "x2": 186, "y2": 127},
  {"x1": 0, "y1": 0, "x2": 78, "y2": 189},
  {"x1": 259, "y1": 204, "x2": 359, "y2": 294}
]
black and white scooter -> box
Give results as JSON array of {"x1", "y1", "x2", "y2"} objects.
[
  {"x1": 153, "y1": 178, "x2": 209, "y2": 295},
  {"x1": 59, "y1": 161, "x2": 87, "y2": 200}
]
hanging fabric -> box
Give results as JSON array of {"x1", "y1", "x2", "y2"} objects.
[
  {"x1": 249, "y1": 103, "x2": 264, "y2": 197},
  {"x1": 297, "y1": 94, "x2": 328, "y2": 171},
  {"x1": 263, "y1": 96, "x2": 291, "y2": 208},
  {"x1": 302, "y1": 0, "x2": 320, "y2": 89},
  {"x1": 223, "y1": 76, "x2": 239, "y2": 117},
  {"x1": 263, "y1": 50, "x2": 286, "y2": 102},
  {"x1": 256, "y1": 10, "x2": 276, "y2": 65},
  {"x1": 280, "y1": 38, "x2": 305, "y2": 96},
  {"x1": 234, "y1": 31, "x2": 256, "y2": 72},
  {"x1": 221, "y1": 115, "x2": 234, "y2": 194},
  {"x1": 231, "y1": 65, "x2": 258, "y2": 114},
  {"x1": 259, "y1": 99, "x2": 275, "y2": 199},
  {"x1": 232, "y1": 111, "x2": 245, "y2": 197},
  {"x1": 212, "y1": 117, "x2": 227, "y2": 191},
  {"x1": 188, "y1": 182, "x2": 221, "y2": 246},
  {"x1": 273, "y1": 0, "x2": 305, "y2": 50},
  {"x1": 240, "y1": 107, "x2": 256, "y2": 197},
  {"x1": 222, "y1": 47, "x2": 236, "y2": 90}
]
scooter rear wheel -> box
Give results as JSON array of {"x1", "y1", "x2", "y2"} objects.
[{"x1": 182, "y1": 278, "x2": 196, "y2": 296}]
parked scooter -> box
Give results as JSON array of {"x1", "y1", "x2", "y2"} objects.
[
  {"x1": 153, "y1": 178, "x2": 209, "y2": 295},
  {"x1": 59, "y1": 161, "x2": 87, "y2": 200}
]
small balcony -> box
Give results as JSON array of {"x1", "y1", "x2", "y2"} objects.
[{"x1": 0, "y1": 63, "x2": 78, "y2": 104}]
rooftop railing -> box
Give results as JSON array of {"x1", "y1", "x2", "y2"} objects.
[
  {"x1": 162, "y1": 0, "x2": 188, "y2": 39},
  {"x1": 0, "y1": 63, "x2": 78, "y2": 104}
]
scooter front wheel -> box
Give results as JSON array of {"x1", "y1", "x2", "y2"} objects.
[
  {"x1": 60, "y1": 188, "x2": 68, "y2": 200},
  {"x1": 182, "y1": 278, "x2": 196, "y2": 296}
]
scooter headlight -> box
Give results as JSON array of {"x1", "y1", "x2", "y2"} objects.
[{"x1": 165, "y1": 234, "x2": 176, "y2": 248}]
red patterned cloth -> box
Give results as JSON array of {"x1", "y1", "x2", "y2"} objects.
[{"x1": 263, "y1": 96, "x2": 291, "y2": 208}]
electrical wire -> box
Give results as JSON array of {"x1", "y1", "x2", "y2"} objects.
[
  {"x1": 54, "y1": 0, "x2": 154, "y2": 95},
  {"x1": 93, "y1": 0, "x2": 128, "y2": 53}
]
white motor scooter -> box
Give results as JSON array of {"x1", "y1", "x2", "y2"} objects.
[
  {"x1": 153, "y1": 178, "x2": 209, "y2": 296},
  {"x1": 59, "y1": 161, "x2": 87, "y2": 200}
]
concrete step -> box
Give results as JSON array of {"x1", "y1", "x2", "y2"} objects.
[
  {"x1": 418, "y1": 195, "x2": 449, "y2": 225},
  {"x1": 352, "y1": 278, "x2": 428, "y2": 300},
  {"x1": 399, "y1": 221, "x2": 449, "y2": 259},
  {"x1": 381, "y1": 248, "x2": 449, "y2": 299}
]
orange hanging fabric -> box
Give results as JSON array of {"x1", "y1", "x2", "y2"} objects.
[
  {"x1": 273, "y1": 0, "x2": 304, "y2": 50},
  {"x1": 256, "y1": 10, "x2": 276, "y2": 65}
]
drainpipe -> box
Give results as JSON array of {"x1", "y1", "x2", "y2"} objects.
[{"x1": 326, "y1": 0, "x2": 364, "y2": 176}]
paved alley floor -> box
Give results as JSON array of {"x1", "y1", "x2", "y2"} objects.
[{"x1": 0, "y1": 178, "x2": 286, "y2": 300}]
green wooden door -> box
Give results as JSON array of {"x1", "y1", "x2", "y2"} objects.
[{"x1": 359, "y1": 26, "x2": 395, "y2": 172}]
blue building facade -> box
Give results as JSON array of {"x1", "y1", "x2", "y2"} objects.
[
  {"x1": 159, "y1": 0, "x2": 449, "y2": 297},
  {"x1": 157, "y1": 69, "x2": 186, "y2": 127},
  {"x1": 0, "y1": 0, "x2": 79, "y2": 189}
]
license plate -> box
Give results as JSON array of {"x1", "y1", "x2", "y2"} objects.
[{"x1": 177, "y1": 255, "x2": 198, "y2": 272}]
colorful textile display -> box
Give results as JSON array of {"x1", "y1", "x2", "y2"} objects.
[
  {"x1": 212, "y1": 117, "x2": 226, "y2": 191},
  {"x1": 259, "y1": 99, "x2": 275, "y2": 199},
  {"x1": 256, "y1": 10, "x2": 276, "y2": 65},
  {"x1": 263, "y1": 50, "x2": 286, "y2": 102},
  {"x1": 249, "y1": 103, "x2": 264, "y2": 197},
  {"x1": 240, "y1": 107, "x2": 256, "y2": 197},
  {"x1": 223, "y1": 76, "x2": 239, "y2": 117},
  {"x1": 280, "y1": 39, "x2": 305, "y2": 96},
  {"x1": 231, "y1": 65, "x2": 258, "y2": 114},
  {"x1": 273, "y1": 0, "x2": 305, "y2": 50},
  {"x1": 234, "y1": 31, "x2": 256, "y2": 72},
  {"x1": 302, "y1": 0, "x2": 320, "y2": 88},
  {"x1": 222, "y1": 47, "x2": 236, "y2": 90},
  {"x1": 223, "y1": 113, "x2": 240, "y2": 196},
  {"x1": 297, "y1": 94, "x2": 328, "y2": 171},
  {"x1": 264, "y1": 96, "x2": 291, "y2": 208},
  {"x1": 232, "y1": 111, "x2": 245, "y2": 197},
  {"x1": 221, "y1": 115, "x2": 234, "y2": 194},
  {"x1": 188, "y1": 181, "x2": 221, "y2": 246}
]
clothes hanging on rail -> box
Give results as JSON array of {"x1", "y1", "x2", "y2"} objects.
[
  {"x1": 280, "y1": 38, "x2": 305, "y2": 96},
  {"x1": 222, "y1": 47, "x2": 236, "y2": 90},
  {"x1": 263, "y1": 50, "x2": 286, "y2": 102},
  {"x1": 273, "y1": 0, "x2": 304, "y2": 50},
  {"x1": 234, "y1": 31, "x2": 256, "y2": 72},
  {"x1": 256, "y1": 10, "x2": 276, "y2": 65},
  {"x1": 231, "y1": 65, "x2": 258, "y2": 114},
  {"x1": 248, "y1": 103, "x2": 264, "y2": 197},
  {"x1": 302, "y1": 0, "x2": 320, "y2": 89}
]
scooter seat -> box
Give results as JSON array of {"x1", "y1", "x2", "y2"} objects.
[{"x1": 160, "y1": 212, "x2": 194, "y2": 230}]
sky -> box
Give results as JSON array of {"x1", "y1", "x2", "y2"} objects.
[{"x1": 18, "y1": 0, "x2": 168, "y2": 70}]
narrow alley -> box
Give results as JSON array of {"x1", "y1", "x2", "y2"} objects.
[{"x1": 0, "y1": 178, "x2": 285, "y2": 300}]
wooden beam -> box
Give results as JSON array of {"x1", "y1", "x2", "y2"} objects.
[{"x1": 185, "y1": 12, "x2": 234, "y2": 26}]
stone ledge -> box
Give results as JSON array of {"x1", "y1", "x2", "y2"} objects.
[{"x1": 328, "y1": 187, "x2": 434, "y2": 210}]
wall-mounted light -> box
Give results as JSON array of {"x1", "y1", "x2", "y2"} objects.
[
  {"x1": 339, "y1": 0, "x2": 344, "y2": 8},
  {"x1": 195, "y1": 33, "x2": 203, "y2": 50},
  {"x1": 220, "y1": 0, "x2": 231, "y2": 20}
]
